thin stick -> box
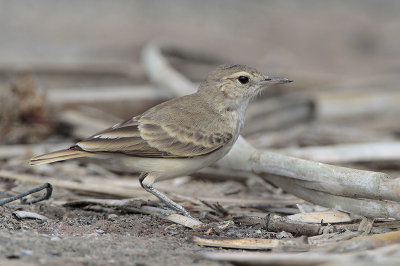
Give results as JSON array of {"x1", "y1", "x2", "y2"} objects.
[{"x1": 0, "y1": 182, "x2": 53, "y2": 206}]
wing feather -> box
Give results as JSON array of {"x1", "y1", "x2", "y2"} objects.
[
  {"x1": 75, "y1": 115, "x2": 233, "y2": 158},
  {"x1": 138, "y1": 120, "x2": 233, "y2": 157}
]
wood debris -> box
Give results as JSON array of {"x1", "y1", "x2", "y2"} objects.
[{"x1": 12, "y1": 211, "x2": 49, "y2": 222}]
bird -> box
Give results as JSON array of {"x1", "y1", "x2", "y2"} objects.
[{"x1": 29, "y1": 64, "x2": 292, "y2": 218}]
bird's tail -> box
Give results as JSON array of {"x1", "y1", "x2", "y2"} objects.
[{"x1": 29, "y1": 148, "x2": 93, "y2": 166}]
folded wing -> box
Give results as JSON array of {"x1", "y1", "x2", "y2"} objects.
[{"x1": 76, "y1": 116, "x2": 233, "y2": 158}]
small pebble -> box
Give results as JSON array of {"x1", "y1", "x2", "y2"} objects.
[
  {"x1": 276, "y1": 231, "x2": 292, "y2": 239},
  {"x1": 107, "y1": 214, "x2": 118, "y2": 220},
  {"x1": 51, "y1": 236, "x2": 61, "y2": 241},
  {"x1": 96, "y1": 229, "x2": 105, "y2": 234}
]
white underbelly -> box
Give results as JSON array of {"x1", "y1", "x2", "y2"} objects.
[{"x1": 117, "y1": 144, "x2": 232, "y2": 179}]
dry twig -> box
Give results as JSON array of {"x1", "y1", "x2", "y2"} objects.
[
  {"x1": 193, "y1": 235, "x2": 307, "y2": 251},
  {"x1": 12, "y1": 211, "x2": 49, "y2": 222}
]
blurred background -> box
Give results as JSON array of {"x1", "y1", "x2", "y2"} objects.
[
  {"x1": 1, "y1": 0, "x2": 400, "y2": 146},
  {"x1": 1, "y1": 0, "x2": 400, "y2": 81}
]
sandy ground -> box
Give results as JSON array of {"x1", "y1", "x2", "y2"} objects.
[{"x1": 1, "y1": 204, "x2": 225, "y2": 265}]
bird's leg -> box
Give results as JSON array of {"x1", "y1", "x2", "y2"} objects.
[{"x1": 139, "y1": 173, "x2": 193, "y2": 218}]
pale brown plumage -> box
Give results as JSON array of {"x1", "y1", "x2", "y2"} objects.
[
  {"x1": 30, "y1": 93, "x2": 235, "y2": 165},
  {"x1": 29, "y1": 64, "x2": 292, "y2": 217}
]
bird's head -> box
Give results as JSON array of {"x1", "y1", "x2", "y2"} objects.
[{"x1": 198, "y1": 64, "x2": 292, "y2": 111}]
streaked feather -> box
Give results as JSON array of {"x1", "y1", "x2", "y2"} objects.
[
  {"x1": 73, "y1": 99, "x2": 235, "y2": 158},
  {"x1": 30, "y1": 92, "x2": 238, "y2": 164}
]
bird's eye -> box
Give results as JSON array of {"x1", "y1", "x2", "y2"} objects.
[{"x1": 237, "y1": 76, "x2": 249, "y2": 84}]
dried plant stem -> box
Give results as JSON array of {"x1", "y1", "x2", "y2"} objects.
[
  {"x1": 216, "y1": 138, "x2": 400, "y2": 218},
  {"x1": 266, "y1": 175, "x2": 400, "y2": 219},
  {"x1": 142, "y1": 42, "x2": 400, "y2": 219},
  {"x1": 279, "y1": 141, "x2": 400, "y2": 163},
  {"x1": 222, "y1": 138, "x2": 400, "y2": 200},
  {"x1": 141, "y1": 43, "x2": 195, "y2": 96}
]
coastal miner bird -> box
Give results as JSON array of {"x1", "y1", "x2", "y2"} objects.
[{"x1": 30, "y1": 64, "x2": 292, "y2": 217}]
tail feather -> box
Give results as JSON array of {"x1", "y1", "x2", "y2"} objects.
[{"x1": 29, "y1": 149, "x2": 93, "y2": 166}]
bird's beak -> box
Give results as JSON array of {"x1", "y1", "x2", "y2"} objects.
[{"x1": 260, "y1": 77, "x2": 293, "y2": 86}]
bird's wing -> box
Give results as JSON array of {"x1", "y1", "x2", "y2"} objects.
[{"x1": 75, "y1": 116, "x2": 233, "y2": 158}]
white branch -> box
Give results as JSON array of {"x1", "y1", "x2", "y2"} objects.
[
  {"x1": 279, "y1": 142, "x2": 400, "y2": 163},
  {"x1": 142, "y1": 42, "x2": 400, "y2": 219}
]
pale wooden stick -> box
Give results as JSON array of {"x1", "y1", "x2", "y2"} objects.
[
  {"x1": 137, "y1": 206, "x2": 203, "y2": 228},
  {"x1": 12, "y1": 211, "x2": 49, "y2": 222},
  {"x1": 279, "y1": 142, "x2": 400, "y2": 163},
  {"x1": 142, "y1": 42, "x2": 400, "y2": 219},
  {"x1": 219, "y1": 137, "x2": 400, "y2": 203},
  {"x1": 194, "y1": 235, "x2": 309, "y2": 251},
  {"x1": 163, "y1": 213, "x2": 203, "y2": 228},
  {"x1": 286, "y1": 210, "x2": 352, "y2": 224},
  {"x1": 193, "y1": 236, "x2": 281, "y2": 250},
  {"x1": 266, "y1": 175, "x2": 400, "y2": 219},
  {"x1": 141, "y1": 43, "x2": 195, "y2": 96}
]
